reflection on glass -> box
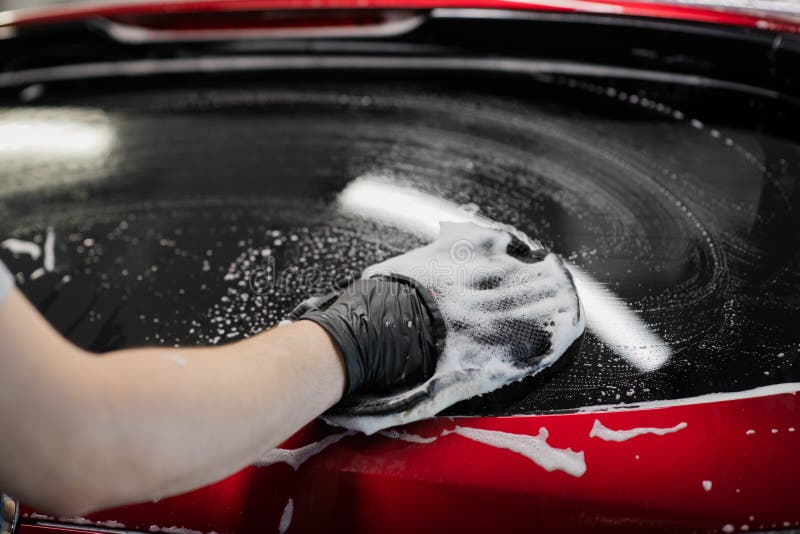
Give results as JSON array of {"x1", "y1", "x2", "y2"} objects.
[
  {"x1": 0, "y1": 109, "x2": 113, "y2": 158},
  {"x1": 338, "y1": 174, "x2": 671, "y2": 372},
  {"x1": 566, "y1": 264, "x2": 671, "y2": 372},
  {"x1": 338, "y1": 175, "x2": 484, "y2": 237}
]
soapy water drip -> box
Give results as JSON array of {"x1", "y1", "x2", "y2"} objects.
[
  {"x1": 379, "y1": 429, "x2": 439, "y2": 444},
  {"x1": 1, "y1": 237, "x2": 41, "y2": 260},
  {"x1": 589, "y1": 419, "x2": 687, "y2": 442},
  {"x1": 279, "y1": 499, "x2": 294, "y2": 534},
  {"x1": 257, "y1": 424, "x2": 586, "y2": 478},
  {"x1": 402, "y1": 425, "x2": 588, "y2": 479},
  {"x1": 256, "y1": 431, "x2": 357, "y2": 470},
  {"x1": 444, "y1": 426, "x2": 587, "y2": 478}
]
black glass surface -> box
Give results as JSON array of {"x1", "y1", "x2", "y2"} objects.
[{"x1": 0, "y1": 69, "x2": 797, "y2": 415}]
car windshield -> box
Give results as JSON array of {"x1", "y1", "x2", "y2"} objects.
[{"x1": 0, "y1": 65, "x2": 797, "y2": 415}]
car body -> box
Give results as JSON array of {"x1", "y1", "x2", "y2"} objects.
[{"x1": 0, "y1": 1, "x2": 798, "y2": 533}]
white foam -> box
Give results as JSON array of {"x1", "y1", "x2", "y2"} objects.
[
  {"x1": 256, "y1": 431, "x2": 356, "y2": 470},
  {"x1": 328, "y1": 221, "x2": 584, "y2": 434},
  {"x1": 377, "y1": 424, "x2": 589, "y2": 478},
  {"x1": 379, "y1": 429, "x2": 439, "y2": 444},
  {"x1": 1, "y1": 237, "x2": 41, "y2": 260},
  {"x1": 43, "y1": 227, "x2": 55, "y2": 272},
  {"x1": 589, "y1": 419, "x2": 687, "y2": 442},
  {"x1": 702, "y1": 480, "x2": 712, "y2": 492},
  {"x1": 279, "y1": 498, "x2": 294, "y2": 534},
  {"x1": 446, "y1": 425, "x2": 586, "y2": 477}
]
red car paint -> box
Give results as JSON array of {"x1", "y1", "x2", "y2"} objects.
[
  {"x1": 18, "y1": 387, "x2": 800, "y2": 533},
  {"x1": 2, "y1": 0, "x2": 800, "y2": 34}
]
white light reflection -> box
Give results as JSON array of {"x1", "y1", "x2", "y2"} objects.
[
  {"x1": 0, "y1": 109, "x2": 113, "y2": 158},
  {"x1": 338, "y1": 175, "x2": 483, "y2": 237},
  {"x1": 338, "y1": 175, "x2": 671, "y2": 372},
  {"x1": 566, "y1": 264, "x2": 671, "y2": 372}
]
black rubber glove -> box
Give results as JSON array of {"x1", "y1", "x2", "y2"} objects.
[{"x1": 296, "y1": 275, "x2": 444, "y2": 396}]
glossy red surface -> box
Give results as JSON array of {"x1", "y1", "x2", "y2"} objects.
[
  {"x1": 20, "y1": 387, "x2": 800, "y2": 533},
  {"x1": 1, "y1": 0, "x2": 799, "y2": 34}
]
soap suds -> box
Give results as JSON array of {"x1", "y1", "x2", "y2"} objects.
[
  {"x1": 378, "y1": 425, "x2": 587, "y2": 478},
  {"x1": 702, "y1": 480, "x2": 712, "y2": 491},
  {"x1": 746, "y1": 429, "x2": 755, "y2": 435},
  {"x1": 259, "y1": 424, "x2": 584, "y2": 479},
  {"x1": 43, "y1": 227, "x2": 55, "y2": 271},
  {"x1": 256, "y1": 431, "x2": 356, "y2": 470},
  {"x1": 1, "y1": 237, "x2": 41, "y2": 259},
  {"x1": 279, "y1": 498, "x2": 294, "y2": 534},
  {"x1": 327, "y1": 221, "x2": 584, "y2": 434},
  {"x1": 589, "y1": 419, "x2": 687, "y2": 442},
  {"x1": 722, "y1": 524, "x2": 735, "y2": 533},
  {"x1": 379, "y1": 429, "x2": 440, "y2": 444},
  {"x1": 445, "y1": 425, "x2": 586, "y2": 477}
]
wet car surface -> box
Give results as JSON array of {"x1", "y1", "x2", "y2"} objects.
[
  {"x1": 1, "y1": 73, "x2": 798, "y2": 414},
  {"x1": 1, "y1": 4, "x2": 799, "y2": 533}
]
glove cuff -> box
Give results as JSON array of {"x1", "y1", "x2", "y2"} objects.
[
  {"x1": 299, "y1": 275, "x2": 445, "y2": 397},
  {"x1": 300, "y1": 310, "x2": 366, "y2": 396}
]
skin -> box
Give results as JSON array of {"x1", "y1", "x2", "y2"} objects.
[{"x1": 0, "y1": 288, "x2": 347, "y2": 516}]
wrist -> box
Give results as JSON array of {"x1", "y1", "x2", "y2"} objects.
[{"x1": 292, "y1": 320, "x2": 348, "y2": 400}]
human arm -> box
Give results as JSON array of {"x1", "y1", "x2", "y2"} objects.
[
  {"x1": 0, "y1": 262, "x2": 442, "y2": 517},
  {"x1": 0, "y1": 287, "x2": 347, "y2": 516}
]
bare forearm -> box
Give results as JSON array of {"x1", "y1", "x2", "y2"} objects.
[
  {"x1": 0, "y1": 290, "x2": 346, "y2": 515},
  {"x1": 83, "y1": 321, "x2": 346, "y2": 510}
]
